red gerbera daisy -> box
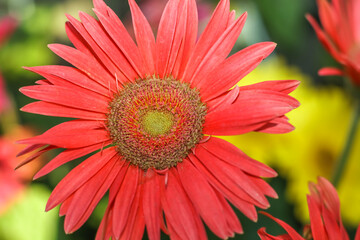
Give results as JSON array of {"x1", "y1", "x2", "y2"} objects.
[
  {"x1": 306, "y1": 0, "x2": 360, "y2": 86},
  {"x1": 18, "y1": 0, "x2": 299, "y2": 239},
  {"x1": 258, "y1": 177, "x2": 360, "y2": 240}
]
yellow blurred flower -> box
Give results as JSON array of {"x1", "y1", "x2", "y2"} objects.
[{"x1": 222, "y1": 57, "x2": 360, "y2": 226}]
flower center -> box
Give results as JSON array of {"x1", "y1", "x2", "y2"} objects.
[
  {"x1": 107, "y1": 77, "x2": 206, "y2": 170},
  {"x1": 141, "y1": 110, "x2": 174, "y2": 136}
]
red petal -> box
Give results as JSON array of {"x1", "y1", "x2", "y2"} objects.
[
  {"x1": 18, "y1": 120, "x2": 109, "y2": 148},
  {"x1": 260, "y1": 212, "x2": 304, "y2": 240},
  {"x1": 48, "y1": 43, "x2": 117, "y2": 92},
  {"x1": 112, "y1": 165, "x2": 139, "y2": 238},
  {"x1": 172, "y1": 0, "x2": 198, "y2": 79},
  {"x1": 240, "y1": 80, "x2": 300, "y2": 94},
  {"x1": 194, "y1": 147, "x2": 270, "y2": 208},
  {"x1": 190, "y1": 12, "x2": 248, "y2": 87},
  {"x1": 64, "y1": 156, "x2": 122, "y2": 233},
  {"x1": 200, "y1": 137, "x2": 277, "y2": 178},
  {"x1": 188, "y1": 154, "x2": 259, "y2": 220},
  {"x1": 161, "y1": 169, "x2": 207, "y2": 240},
  {"x1": 318, "y1": 67, "x2": 344, "y2": 76},
  {"x1": 142, "y1": 171, "x2": 161, "y2": 240},
  {"x1": 84, "y1": 10, "x2": 142, "y2": 80},
  {"x1": 20, "y1": 84, "x2": 109, "y2": 113},
  {"x1": 65, "y1": 14, "x2": 130, "y2": 84},
  {"x1": 307, "y1": 195, "x2": 327, "y2": 240},
  {"x1": 21, "y1": 101, "x2": 106, "y2": 120},
  {"x1": 155, "y1": 0, "x2": 185, "y2": 78},
  {"x1": 204, "y1": 89, "x2": 299, "y2": 135},
  {"x1": 46, "y1": 148, "x2": 116, "y2": 211},
  {"x1": 24, "y1": 65, "x2": 110, "y2": 96},
  {"x1": 34, "y1": 141, "x2": 110, "y2": 180},
  {"x1": 182, "y1": 0, "x2": 230, "y2": 83},
  {"x1": 178, "y1": 160, "x2": 230, "y2": 239},
  {"x1": 200, "y1": 41, "x2": 276, "y2": 101},
  {"x1": 92, "y1": 0, "x2": 144, "y2": 78},
  {"x1": 128, "y1": 0, "x2": 156, "y2": 75},
  {"x1": 255, "y1": 115, "x2": 295, "y2": 134}
]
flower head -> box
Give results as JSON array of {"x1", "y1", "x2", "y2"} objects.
[
  {"x1": 306, "y1": 0, "x2": 360, "y2": 86},
  {"x1": 258, "y1": 177, "x2": 360, "y2": 240},
  {"x1": 18, "y1": 0, "x2": 299, "y2": 239}
]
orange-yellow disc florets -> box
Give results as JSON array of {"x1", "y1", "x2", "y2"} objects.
[{"x1": 107, "y1": 77, "x2": 207, "y2": 170}]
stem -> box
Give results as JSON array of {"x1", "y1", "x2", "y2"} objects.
[{"x1": 332, "y1": 97, "x2": 360, "y2": 187}]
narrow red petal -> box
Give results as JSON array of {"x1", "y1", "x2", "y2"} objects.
[
  {"x1": 188, "y1": 154, "x2": 259, "y2": 220},
  {"x1": 318, "y1": 67, "x2": 344, "y2": 76},
  {"x1": 240, "y1": 80, "x2": 300, "y2": 95},
  {"x1": 194, "y1": 147, "x2": 270, "y2": 208},
  {"x1": 18, "y1": 121, "x2": 109, "y2": 149},
  {"x1": 34, "y1": 141, "x2": 109, "y2": 180},
  {"x1": 200, "y1": 42, "x2": 277, "y2": 100},
  {"x1": 307, "y1": 195, "x2": 327, "y2": 240},
  {"x1": 48, "y1": 43, "x2": 117, "y2": 92},
  {"x1": 204, "y1": 89, "x2": 299, "y2": 135},
  {"x1": 128, "y1": 0, "x2": 156, "y2": 75},
  {"x1": 142, "y1": 171, "x2": 161, "y2": 240},
  {"x1": 83, "y1": 10, "x2": 142, "y2": 80},
  {"x1": 161, "y1": 169, "x2": 207, "y2": 240},
  {"x1": 20, "y1": 84, "x2": 109, "y2": 113},
  {"x1": 190, "y1": 12, "x2": 248, "y2": 87},
  {"x1": 200, "y1": 137, "x2": 277, "y2": 178},
  {"x1": 155, "y1": 0, "x2": 183, "y2": 78},
  {"x1": 178, "y1": 160, "x2": 230, "y2": 239},
  {"x1": 260, "y1": 212, "x2": 304, "y2": 240},
  {"x1": 182, "y1": 0, "x2": 230, "y2": 82},
  {"x1": 45, "y1": 148, "x2": 116, "y2": 211},
  {"x1": 112, "y1": 165, "x2": 139, "y2": 238},
  {"x1": 64, "y1": 156, "x2": 123, "y2": 233},
  {"x1": 65, "y1": 14, "x2": 130, "y2": 84},
  {"x1": 172, "y1": 0, "x2": 198, "y2": 79},
  {"x1": 24, "y1": 65, "x2": 110, "y2": 97}
]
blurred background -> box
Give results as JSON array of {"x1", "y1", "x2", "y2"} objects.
[{"x1": 0, "y1": 0, "x2": 359, "y2": 239}]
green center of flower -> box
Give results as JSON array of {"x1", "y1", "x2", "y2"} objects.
[
  {"x1": 107, "y1": 77, "x2": 206, "y2": 170},
  {"x1": 141, "y1": 110, "x2": 174, "y2": 136}
]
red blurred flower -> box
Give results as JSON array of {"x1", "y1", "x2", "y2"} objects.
[
  {"x1": 0, "y1": 126, "x2": 42, "y2": 214},
  {"x1": 306, "y1": 0, "x2": 360, "y2": 86},
  {"x1": 0, "y1": 16, "x2": 17, "y2": 114},
  {"x1": 258, "y1": 177, "x2": 360, "y2": 240},
  {"x1": 18, "y1": 0, "x2": 299, "y2": 239}
]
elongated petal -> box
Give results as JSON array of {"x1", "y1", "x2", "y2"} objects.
[
  {"x1": 46, "y1": 148, "x2": 116, "y2": 211},
  {"x1": 112, "y1": 166, "x2": 139, "y2": 238},
  {"x1": 259, "y1": 212, "x2": 304, "y2": 240},
  {"x1": 178, "y1": 160, "x2": 230, "y2": 239},
  {"x1": 142, "y1": 171, "x2": 161, "y2": 240},
  {"x1": 128, "y1": 0, "x2": 156, "y2": 75},
  {"x1": 24, "y1": 65, "x2": 110, "y2": 96},
  {"x1": 200, "y1": 137, "x2": 277, "y2": 177},
  {"x1": 48, "y1": 44, "x2": 116, "y2": 91},
  {"x1": 64, "y1": 156, "x2": 122, "y2": 233},
  {"x1": 161, "y1": 169, "x2": 207, "y2": 240},
  {"x1": 188, "y1": 154, "x2": 259, "y2": 220},
  {"x1": 21, "y1": 101, "x2": 106, "y2": 120},
  {"x1": 318, "y1": 67, "x2": 344, "y2": 76},
  {"x1": 34, "y1": 141, "x2": 110, "y2": 179},
  {"x1": 20, "y1": 85, "x2": 109, "y2": 113},
  {"x1": 190, "y1": 12, "x2": 247, "y2": 87},
  {"x1": 18, "y1": 120, "x2": 109, "y2": 148},
  {"x1": 204, "y1": 89, "x2": 299, "y2": 135},
  {"x1": 182, "y1": 0, "x2": 230, "y2": 82},
  {"x1": 200, "y1": 41, "x2": 275, "y2": 100}
]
